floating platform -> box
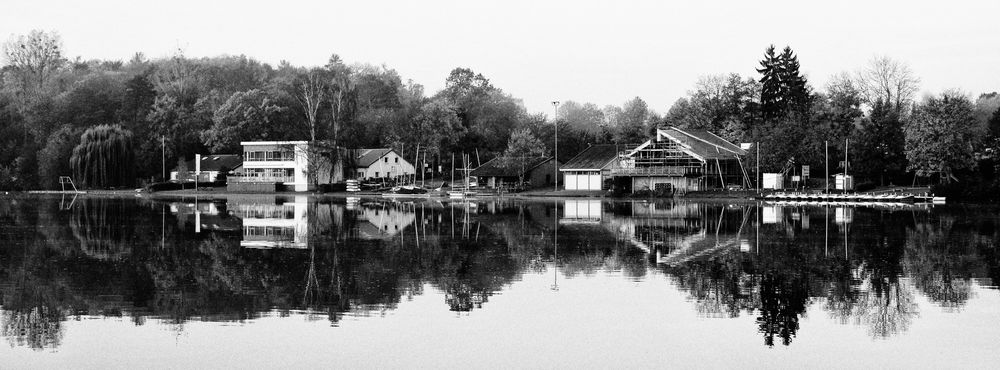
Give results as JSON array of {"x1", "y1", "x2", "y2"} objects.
[{"x1": 760, "y1": 192, "x2": 942, "y2": 203}]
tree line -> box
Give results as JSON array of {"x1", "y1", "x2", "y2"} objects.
[
  {"x1": 2, "y1": 30, "x2": 998, "y2": 195},
  {"x1": 0, "y1": 30, "x2": 655, "y2": 190}
]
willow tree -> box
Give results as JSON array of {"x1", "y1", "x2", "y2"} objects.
[{"x1": 70, "y1": 125, "x2": 135, "y2": 188}]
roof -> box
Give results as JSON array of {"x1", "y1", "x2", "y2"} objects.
[
  {"x1": 657, "y1": 127, "x2": 747, "y2": 159},
  {"x1": 173, "y1": 154, "x2": 242, "y2": 172},
  {"x1": 471, "y1": 156, "x2": 552, "y2": 177},
  {"x1": 560, "y1": 144, "x2": 621, "y2": 171},
  {"x1": 354, "y1": 148, "x2": 393, "y2": 167}
]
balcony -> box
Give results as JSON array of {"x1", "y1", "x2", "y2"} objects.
[
  {"x1": 610, "y1": 166, "x2": 701, "y2": 177},
  {"x1": 228, "y1": 175, "x2": 296, "y2": 183}
]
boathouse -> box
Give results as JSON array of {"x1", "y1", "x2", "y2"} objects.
[
  {"x1": 611, "y1": 127, "x2": 750, "y2": 194},
  {"x1": 470, "y1": 156, "x2": 557, "y2": 190}
]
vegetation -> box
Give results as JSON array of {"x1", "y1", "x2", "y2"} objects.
[{"x1": 2, "y1": 30, "x2": 999, "y2": 196}]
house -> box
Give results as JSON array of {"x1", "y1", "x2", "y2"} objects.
[
  {"x1": 610, "y1": 127, "x2": 749, "y2": 194},
  {"x1": 350, "y1": 148, "x2": 415, "y2": 181},
  {"x1": 470, "y1": 156, "x2": 558, "y2": 189},
  {"x1": 170, "y1": 154, "x2": 242, "y2": 182},
  {"x1": 559, "y1": 144, "x2": 624, "y2": 191},
  {"x1": 229, "y1": 141, "x2": 314, "y2": 192}
]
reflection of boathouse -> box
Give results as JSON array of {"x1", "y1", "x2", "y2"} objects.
[{"x1": 234, "y1": 197, "x2": 310, "y2": 249}]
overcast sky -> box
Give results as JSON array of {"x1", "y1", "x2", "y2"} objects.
[{"x1": 3, "y1": 0, "x2": 999, "y2": 114}]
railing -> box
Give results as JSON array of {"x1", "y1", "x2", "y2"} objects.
[
  {"x1": 228, "y1": 175, "x2": 296, "y2": 183},
  {"x1": 610, "y1": 167, "x2": 701, "y2": 176}
]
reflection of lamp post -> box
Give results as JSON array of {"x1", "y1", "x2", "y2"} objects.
[
  {"x1": 552, "y1": 101, "x2": 560, "y2": 192},
  {"x1": 551, "y1": 200, "x2": 559, "y2": 291}
]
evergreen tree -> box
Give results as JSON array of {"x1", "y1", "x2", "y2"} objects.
[{"x1": 757, "y1": 45, "x2": 783, "y2": 120}]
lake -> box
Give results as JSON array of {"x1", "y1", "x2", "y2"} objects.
[{"x1": 1, "y1": 194, "x2": 999, "y2": 368}]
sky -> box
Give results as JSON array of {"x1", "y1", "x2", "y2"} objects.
[{"x1": 2, "y1": 0, "x2": 999, "y2": 114}]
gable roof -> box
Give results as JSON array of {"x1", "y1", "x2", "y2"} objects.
[
  {"x1": 354, "y1": 148, "x2": 393, "y2": 167},
  {"x1": 173, "y1": 154, "x2": 242, "y2": 172},
  {"x1": 657, "y1": 127, "x2": 746, "y2": 159},
  {"x1": 560, "y1": 144, "x2": 622, "y2": 171},
  {"x1": 471, "y1": 156, "x2": 552, "y2": 177}
]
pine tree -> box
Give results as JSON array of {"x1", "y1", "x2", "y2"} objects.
[{"x1": 757, "y1": 45, "x2": 783, "y2": 120}]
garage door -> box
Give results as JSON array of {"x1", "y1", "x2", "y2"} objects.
[
  {"x1": 564, "y1": 174, "x2": 579, "y2": 190},
  {"x1": 586, "y1": 175, "x2": 601, "y2": 190}
]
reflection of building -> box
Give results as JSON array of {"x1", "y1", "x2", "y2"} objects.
[
  {"x1": 352, "y1": 203, "x2": 417, "y2": 239},
  {"x1": 561, "y1": 199, "x2": 603, "y2": 223},
  {"x1": 235, "y1": 196, "x2": 310, "y2": 249}
]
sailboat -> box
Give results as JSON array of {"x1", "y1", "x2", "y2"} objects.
[{"x1": 448, "y1": 153, "x2": 475, "y2": 199}]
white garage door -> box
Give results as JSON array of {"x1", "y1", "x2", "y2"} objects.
[
  {"x1": 564, "y1": 174, "x2": 579, "y2": 190},
  {"x1": 586, "y1": 174, "x2": 601, "y2": 190}
]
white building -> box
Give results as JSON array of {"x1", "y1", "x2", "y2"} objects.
[
  {"x1": 170, "y1": 154, "x2": 242, "y2": 182},
  {"x1": 351, "y1": 148, "x2": 415, "y2": 180},
  {"x1": 234, "y1": 141, "x2": 312, "y2": 191}
]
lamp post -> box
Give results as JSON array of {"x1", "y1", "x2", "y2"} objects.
[{"x1": 552, "y1": 101, "x2": 560, "y2": 192}]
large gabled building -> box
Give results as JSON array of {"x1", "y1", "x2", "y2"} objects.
[{"x1": 560, "y1": 127, "x2": 749, "y2": 194}]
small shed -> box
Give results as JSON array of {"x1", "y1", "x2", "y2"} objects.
[{"x1": 559, "y1": 144, "x2": 620, "y2": 191}]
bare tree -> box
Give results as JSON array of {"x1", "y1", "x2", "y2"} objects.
[
  {"x1": 296, "y1": 68, "x2": 326, "y2": 142},
  {"x1": 325, "y1": 55, "x2": 352, "y2": 149},
  {"x1": 856, "y1": 56, "x2": 920, "y2": 115},
  {"x1": 1, "y1": 30, "x2": 65, "y2": 91}
]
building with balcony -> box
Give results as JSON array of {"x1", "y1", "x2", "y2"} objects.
[
  {"x1": 228, "y1": 141, "x2": 312, "y2": 192},
  {"x1": 561, "y1": 127, "x2": 749, "y2": 194}
]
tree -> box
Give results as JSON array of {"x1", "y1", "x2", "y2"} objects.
[
  {"x1": 2, "y1": 30, "x2": 65, "y2": 91},
  {"x1": 615, "y1": 97, "x2": 651, "y2": 144},
  {"x1": 757, "y1": 45, "x2": 810, "y2": 120},
  {"x1": 202, "y1": 89, "x2": 286, "y2": 152},
  {"x1": 905, "y1": 91, "x2": 978, "y2": 183},
  {"x1": 853, "y1": 99, "x2": 906, "y2": 185},
  {"x1": 296, "y1": 68, "x2": 326, "y2": 141},
  {"x1": 325, "y1": 54, "x2": 352, "y2": 148},
  {"x1": 856, "y1": 56, "x2": 920, "y2": 116},
  {"x1": 497, "y1": 128, "x2": 547, "y2": 184},
  {"x1": 557, "y1": 101, "x2": 604, "y2": 134},
  {"x1": 70, "y1": 125, "x2": 135, "y2": 188},
  {"x1": 37, "y1": 125, "x2": 80, "y2": 189}
]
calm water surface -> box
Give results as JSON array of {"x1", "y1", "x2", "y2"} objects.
[{"x1": 1, "y1": 195, "x2": 999, "y2": 368}]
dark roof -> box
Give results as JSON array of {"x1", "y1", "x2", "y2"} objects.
[
  {"x1": 355, "y1": 148, "x2": 392, "y2": 167},
  {"x1": 471, "y1": 157, "x2": 552, "y2": 177},
  {"x1": 560, "y1": 144, "x2": 621, "y2": 170},
  {"x1": 173, "y1": 154, "x2": 242, "y2": 172},
  {"x1": 659, "y1": 127, "x2": 747, "y2": 159}
]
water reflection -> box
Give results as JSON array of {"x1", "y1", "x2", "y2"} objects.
[{"x1": 0, "y1": 195, "x2": 999, "y2": 352}]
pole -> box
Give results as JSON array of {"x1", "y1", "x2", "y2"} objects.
[
  {"x1": 552, "y1": 101, "x2": 560, "y2": 192},
  {"x1": 755, "y1": 142, "x2": 760, "y2": 192},
  {"x1": 825, "y1": 140, "x2": 829, "y2": 193},
  {"x1": 161, "y1": 136, "x2": 165, "y2": 182}
]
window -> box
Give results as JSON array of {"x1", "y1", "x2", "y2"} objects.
[
  {"x1": 375, "y1": 172, "x2": 379, "y2": 177},
  {"x1": 395, "y1": 157, "x2": 398, "y2": 163},
  {"x1": 384, "y1": 157, "x2": 388, "y2": 163}
]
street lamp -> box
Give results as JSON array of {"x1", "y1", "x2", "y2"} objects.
[{"x1": 552, "y1": 101, "x2": 560, "y2": 192}]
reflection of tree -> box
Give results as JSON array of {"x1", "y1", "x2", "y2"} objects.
[
  {"x1": 1, "y1": 307, "x2": 64, "y2": 350},
  {"x1": 70, "y1": 198, "x2": 137, "y2": 260}
]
